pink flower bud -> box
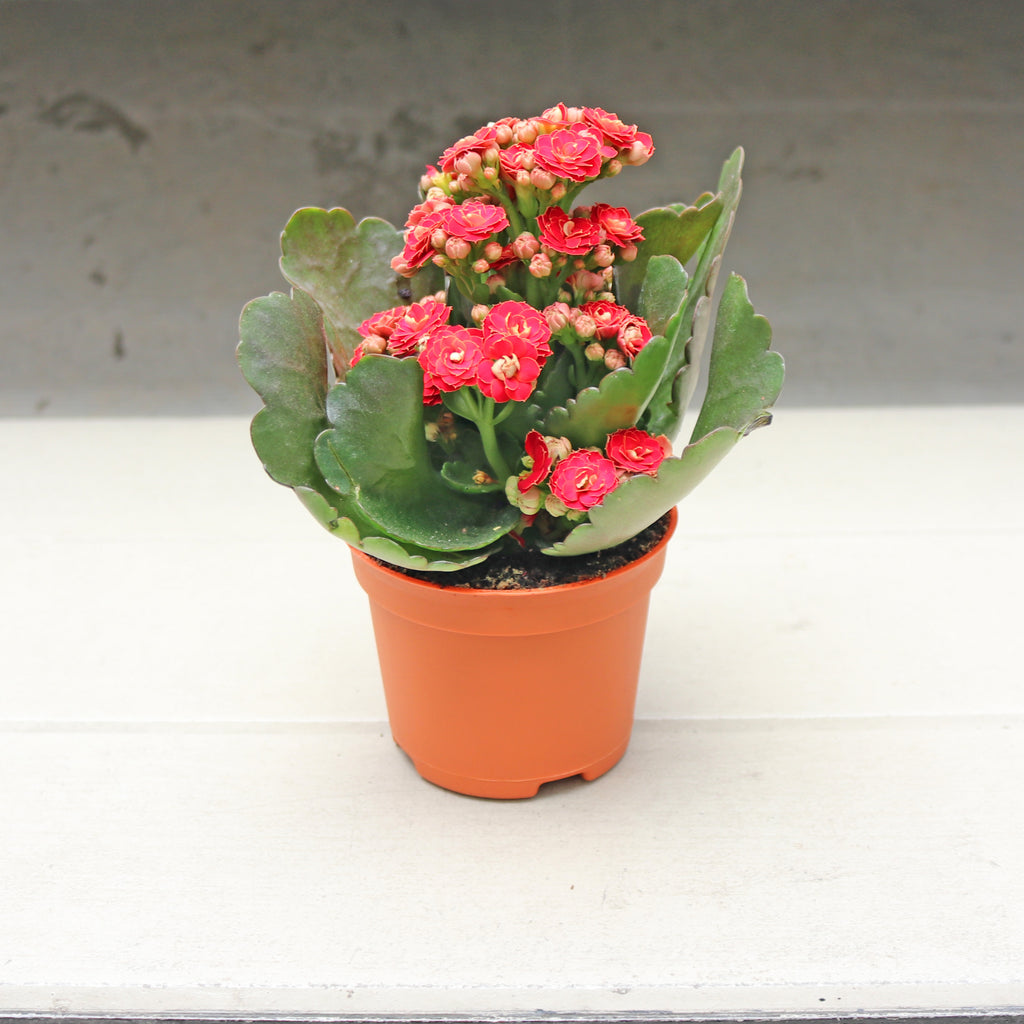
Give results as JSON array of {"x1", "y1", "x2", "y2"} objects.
[
  {"x1": 472, "y1": 258, "x2": 491, "y2": 274},
  {"x1": 572, "y1": 313, "x2": 597, "y2": 338},
  {"x1": 546, "y1": 435, "x2": 574, "y2": 460},
  {"x1": 543, "y1": 301, "x2": 572, "y2": 331},
  {"x1": 544, "y1": 492, "x2": 568, "y2": 517},
  {"x1": 584, "y1": 342, "x2": 605, "y2": 362},
  {"x1": 529, "y1": 253, "x2": 553, "y2": 278},
  {"x1": 471, "y1": 304, "x2": 490, "y2": 324},
  {"x1": 483, "y1": 241, "x2": 504, "y2": 262},
  {"x1": 625, "y1": 139, "x2": 652, "y2": 165},
  {"x1": 482, "y1": 166, "x2": 499, "y2": 181},
  {"x1": 593, "y1": 244, "x2": 614, "y2": 267},
  {"x1": 430, "y1": 227, "x2": 448, "y2": 249},
  {"x1": 604, "y1": 159, "x2": 623, "y2": 177},
  {"x1": 550, "y1": 182, "x2": 567, "y2": 201},
  {"x1": 517, "y1": 122, "x2": 538, "y2": 145},
  {"x1": 530, "y1": 168, "x2": 557, "y2": 191},
  {"x1": 506, "y1": 478, "x2": 544, "y2": 516},
  {"x1": 604, "y1": 349, "x2": 626, "y2": 370},
  {"x1": 390, "y1": 255, "x2": 413, "y2": 276},
  {"x1": 512, "y1": 232, "x2": 541, "y2": 260},
  {"x1": 619, "y1": 244, "x2": 638, "y2": 262},
  {"x1": 445, "y1": 237, "x2": 472, "y2": 260},
  {"x1": 453, "y1": 151, "x2": 482, "y2": 176},
  {"x1": 495, "y1": 123, "x2": 514, "y2": 146},
  {"x1": 363, "y1": 335, "x2": 388, "y2": 354}
]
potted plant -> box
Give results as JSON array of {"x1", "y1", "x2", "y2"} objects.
[{"x1": 238, "y1": 103, "x2": 784, "y2": 798}]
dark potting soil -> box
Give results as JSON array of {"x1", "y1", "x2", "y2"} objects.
[{"x1": 387, "y1": 512, "x2": 672, "y2": 590}]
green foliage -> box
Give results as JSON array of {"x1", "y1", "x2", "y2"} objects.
[
  {"x1": 237, "y1": 145, "x2": 785, "y2": 573},
  {"x1": 279, "y1": 208, "x2": 440, "y2": 374},
  {"x1": 549, "y1": 272, "x2": 784, "y2": 558},
  {"x1": 691, "y1": 273, "x2": 785, "y2": 442},
  {"x1": 542, "y1": 335, "x2": 672, "y2": 448},
  {"x1": 314, "y1": 356, "x2": 521, "y2": 553}
]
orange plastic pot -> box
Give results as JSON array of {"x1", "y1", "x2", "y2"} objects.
[{"x1": 350, "y1": 510, "x2": 676, "y2": 799}]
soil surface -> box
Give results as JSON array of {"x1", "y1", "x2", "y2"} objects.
[{"x1": 387, "y1": 513, "x2": 672, "y2": 590}]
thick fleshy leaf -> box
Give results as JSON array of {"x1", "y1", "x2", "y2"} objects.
[
  {"x1": 279, "y1": 207, "x2": 441, "y2": 375},
  {"x1": 617, "y1": 197, "x2": 723, "y2": 311},
  {"x1": 314, "y1": 356, "x2": 520, "y2": 552},
  {"x1": 542, "y1": 335, "x2": 672, "y2": 448},
  {"x1": 542, "y1": 428, "x2": 741, "y2": 556},
  {"x1": 691, "y1": 273, "x2": 785, "y2": 442},
  {"x1": 237, "y1": 289, "x2": 329, "y2": 489},
  {"x1": 637, "y1": 254, "x2": 688, "y2": 340},
  {"x1": 644, "y1": 147, "x2": 746, "y2": 440},
  {"x1": 293, "y1": 489, "x2": 499, "y2": 571}
]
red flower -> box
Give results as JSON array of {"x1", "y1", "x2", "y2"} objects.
[
  {"x1": 536, "y1": 206, "x2": 601, "y2": 256},
  {"x1": 606, "y1": 427, "x2": 671, "y2": 476},
  {"x1": 497, "y1": 143, "x2": 535, "y2": 181},
  {"x1": 579, "y1": 300, "x2": 630, "y2": 341},
  {"x1": 418, "y1": 325, "x2": 484, "y2": 402},
  {"x1": 477, "y1": 336, "x2": 543, "y2": 402},
  {"x1": 518, "y1": 430, "x2": 553, "y2": 493},
  {"x1": 482, "y1": 301, "x2": 553, "y2": 361},
  {"x1": 616, "y1": 313, "x2": 653, "y2": 358},
  {"x1": 591, "y1": 203, "x2": 644, "y2": 247},
  {"x1": 443, "y1": 201, "x2": 509, "y2": 244},
  {"x1": 438, "y1": 126, "x2": 498, "y2": 175},
  {"x1": 357, "y1": 306, "x2": 403, "y2": 343},
  {"x1": 388, "y1": 299, "x2": 451, "y2": 356},
  {"x1": 533, "y1": 124, "x2": 606, "y2": 181},
  {"x1": 548, "y1": 449, "x2": 619, "y2": 511},
  {"x1": 581, "y1": 107, "x2": 640, "y2": 150},
  {"x1": 393, "y1": 208, "x2": 448, "y2": 274}
]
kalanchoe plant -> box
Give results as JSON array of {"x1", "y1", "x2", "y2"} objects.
[{"x1": 238, "y1": 103, "x2": 784, "y2": 571}]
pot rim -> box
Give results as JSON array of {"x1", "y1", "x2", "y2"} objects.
[
  {"x1": 350, "y1": 506, "x2": 677, "y2": 596},
  {"x1": 349, "y1": 508, "x2": 677, "y2": 635}
]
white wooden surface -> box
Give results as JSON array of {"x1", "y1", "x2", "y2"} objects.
[{"x1": 2, "y1": 407, "x2": 1023, "y2": 1019}]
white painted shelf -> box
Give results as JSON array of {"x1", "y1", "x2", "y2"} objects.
[{"x1": 2, "y1": 408, "x2": 1023, "y2": 1020}]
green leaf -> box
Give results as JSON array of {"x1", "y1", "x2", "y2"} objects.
[
  {"x1": 542, "y1": 334, "x2": 672, "y2": 448},
  {"x1": 691, "y1": 273, "x2": 785, "y2": 443},
  {"x1": 237, "y1": 289, "x2": 330, "y2": 489},
  {"x1": 644, "y1": 147, "x2": 747, "y2": 440},
  {"x1": 542, "y1": 428, "x2": 742, "y2": 556},
  {"x1": 617, "y1": 195, "x2": 723, "y2": 311},
  {"x1": 314, "y1": 356, "x2": 520, "y2": 552},
  {"x1": 637, "y1": 254, "x2": 688, "y2": 340},
  {"x1": 278, "y1": 208, "x2": 440, "y2": 375}
]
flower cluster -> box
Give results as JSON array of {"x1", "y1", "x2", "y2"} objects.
[
  {"x1": 343, "y1": 103, "x2": 675, "y2": 530},
  {"x1": 240, "y1": 100, "x2": 783, "y2": 569},
  {"x1": 390, "y1": 103, "x2": 652, "y2": 307},
  {"x1": 510, "y1": 427, "x2": 671, "y2": 519}
]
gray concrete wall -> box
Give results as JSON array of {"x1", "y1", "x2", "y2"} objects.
[{"x1": 1, "y1": 0, "x2": 1021, "y2": 414}]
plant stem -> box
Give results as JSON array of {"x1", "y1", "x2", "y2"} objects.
[{"x1": 477, "y1": 397, "x2": 513, "y2": 481}]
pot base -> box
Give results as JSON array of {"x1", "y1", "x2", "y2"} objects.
[{"x1": 403, "y1": 737, "x2": 630, "y2": 800}]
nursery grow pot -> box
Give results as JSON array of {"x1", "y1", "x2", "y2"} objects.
[{"x1": 350, "y1": 509, "x2": 677, "y2": 799}]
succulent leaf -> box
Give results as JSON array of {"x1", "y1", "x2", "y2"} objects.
[
  {"x1": 237, "y1": 289, "x2": 330, "y2": 489},
  {"x1": 279, "y1": 208, "x2": 441, "y2": 375},
  {"x1": 542, "y1": 428, "x2": 741, "y2": 556},
  {"x1": 542, "y1": 335, "x2": 672, "y2": 448},
  {"x1": 314, "y1": 355, "x2": 521, "y2": 552},
  {"x1": 691, "y1": 273, "x2": 785, "y2": 443},
  {"x1": 617, "y1": 197, "x2": 723, "y2": 311},
  {"x1": 643, "y1": 148, "x2": 746, "y2": 440}
]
